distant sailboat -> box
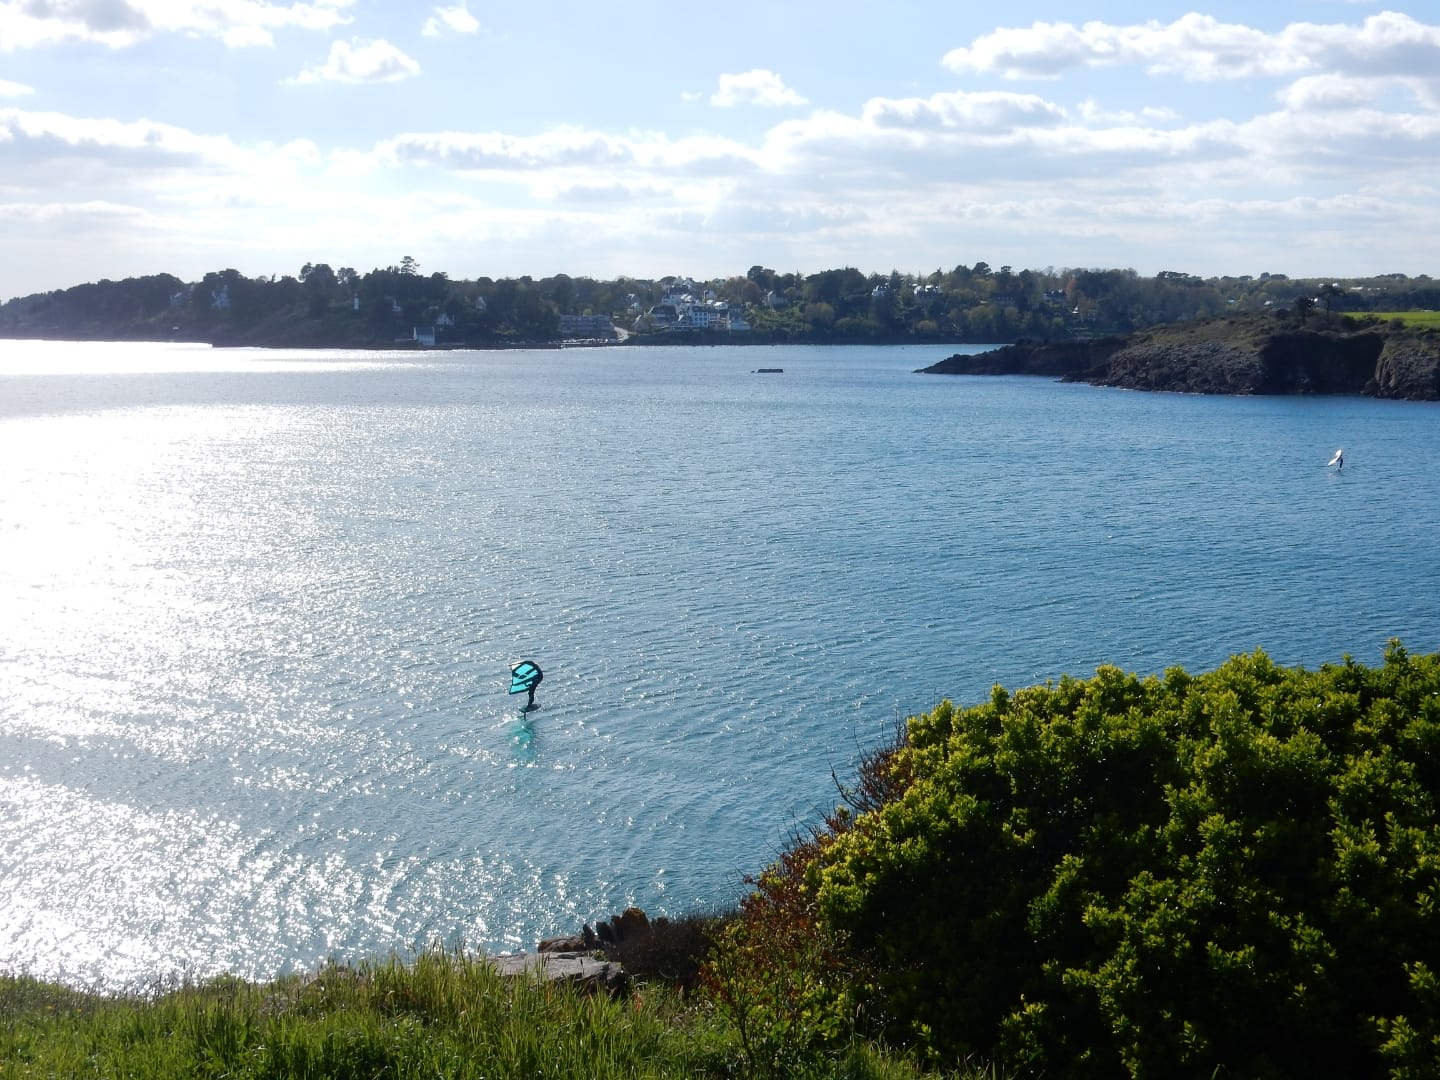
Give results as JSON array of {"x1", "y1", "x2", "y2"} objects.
[{"x1": 1328, "y1": 448, "x2": 1344, "y2": 470}]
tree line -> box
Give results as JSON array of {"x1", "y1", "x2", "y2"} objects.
[{"x1": 2, "y1": 258, "x2": 1436, "y2": 346}]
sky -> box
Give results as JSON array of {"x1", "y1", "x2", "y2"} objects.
[{"x1": 1, "y1": 1, "x2": 1438, "y2": 300}]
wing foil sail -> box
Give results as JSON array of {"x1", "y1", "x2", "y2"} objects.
[{"x1": 509, "y1": 661, "x2": 543, "y2": 695}]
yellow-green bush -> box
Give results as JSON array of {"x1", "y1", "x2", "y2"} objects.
[{"x1": 812, "y1": 644, "x2": 1440, "y2": 1077}]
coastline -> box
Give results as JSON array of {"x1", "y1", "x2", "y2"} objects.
[
  {"x1": 0, "y1": 329, "x2": 1007, "y2": 350},
  {"x1": 919, "y1": 315, "x2": 1440, "y2": 400}
]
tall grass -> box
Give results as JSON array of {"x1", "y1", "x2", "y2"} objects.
[
  {"x1": 1, "y1": 955, "x2": 709, "y2": 1079},
  {"x1": 0, "y1": 950, "x2": 987, "y2": 1079}
]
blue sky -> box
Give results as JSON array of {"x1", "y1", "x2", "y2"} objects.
[{"x1": 1, "y1": 1, "x2": 1437, "y2": 299}]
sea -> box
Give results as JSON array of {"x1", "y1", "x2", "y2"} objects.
[{"x1": 2, "y1": 339, "x2": 1437, "y2": 992}]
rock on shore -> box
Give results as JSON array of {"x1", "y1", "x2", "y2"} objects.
[
  {"x1": 489, "y1": 907, "x2": 655, "y2": 997},
  {"x1": 920, "y1": 316, "x2": 1440, "y2": 400},
  {"x1": 489, "y1": 951, "x2": 628, "y2": 995}
]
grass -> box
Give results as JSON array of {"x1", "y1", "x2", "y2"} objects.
[
  {"x1": 0, "y1": 949, "x2": 991, "y2": 1080},
  {"x1": 1370, "y1": 310, "x2": 1440, "y2": 328}
]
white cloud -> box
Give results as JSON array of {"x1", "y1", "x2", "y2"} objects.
[
  {"x1": 422, "y1": 2, "x2": 478, "y2": 38},
  {"x1": 0, "y1": 198, "x2": 147, "y2": 229},
  {"x1": 710, "y1": 69, "x2": 806, "y2": 107},
  {"x1": 1241, "y1": 102, "x2": 1440, "y2": 172},
  {"x1": 291, "y1": 39, "x2": 420, "y2": 84},
  {"x1": 1077, "y1": 99, "x2": 1181, "y2": 126},
  {"x1": 862, "y1": 90, "x2": 1067, "y2": 133},
  {"x1": 0, "y1": 77, "x2": 34, "y2": 96},
  {"x1": 377, "y1": 127, "x2": 759, "y2": 181},
  {"x1": 1278, "y1": 75, "x2": 1386, "y2": 112},
  {"x1": 0, "y1": 105, "x2": 327, "y2": 202},
  {"x1": 0, "y1": 106, "x2": 234, "y2": 168},
  {"x1": 222, "y1": 23, "x2": 277, "y2": 48},
  {"x1": 945, "y1": 21, "x2": 1123, "y2": 81},
  {"x1": 1312, "y1": 10, "x2": 1440, "y2": 79},
  {"x1": 1408, "y1": 75, "x2": 1440, "y2": 112},
  {"x1": 759, "y1": 92, "x2": 1181, "y2": 184},
  {"x1": 381, "y1": 128, "x2": 637, "y2": 171},
  {"x1": 941, "y1": 11, "x2": 1440, "y2": 83},
  {"x1": 368, "y1": 90, "x2": 1278, "y2": 224},
  {"x1": 0, "y1": 0, "x2": 355, "y2": 51}
]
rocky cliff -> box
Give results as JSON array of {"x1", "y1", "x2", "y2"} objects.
[{"x1": 921, "y1": 317, "x2": 1440, "y2": 400}]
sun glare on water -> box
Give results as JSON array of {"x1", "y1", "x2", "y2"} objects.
[{"x1": 0, "y1": 339, "x2": 431, "y2": 376}]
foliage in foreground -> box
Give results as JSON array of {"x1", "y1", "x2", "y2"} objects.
[
  {"x1": 0, "y1": 949, "x2": 978, "y2": 1080},
  {"x1": 802, "y1": 643, "x2": 1440, "y2": 1077}
]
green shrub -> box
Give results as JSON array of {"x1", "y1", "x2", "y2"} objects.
[
  {"x1": 701, "y1": 838, "x2": 857, "y2": 1077},
  {"x1": 813, "y1": 644, "x2": 1440, "y2": 1077}
]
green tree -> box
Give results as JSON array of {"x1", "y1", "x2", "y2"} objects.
[
  {"x1": 1319, "y1": 282, "x2": 1343, "y2": 324},
  {"x1": 802, "y1": 301, "x2": 836, "y2": 330},
  {"x1": 804, "y1": 267, "x2": 867, "y2": 305},
  {"x1": 302, "y1": 263, "x2": 337, "y2": 317},
  {"x1": 549, "y1": 273, "x2": 575, "y2": 312}
]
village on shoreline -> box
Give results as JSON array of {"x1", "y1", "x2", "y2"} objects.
[{"x1": 3, "y1": 260, "x2": 1436, "y2": 356}]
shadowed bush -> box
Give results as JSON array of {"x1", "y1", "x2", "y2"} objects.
[{"x1": 611, "y1": 911, "x2": 730, "y2": 994}]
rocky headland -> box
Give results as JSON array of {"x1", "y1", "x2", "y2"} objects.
[{"x1": 920, "y1": 315, "x2": 1440, "y2": 400}]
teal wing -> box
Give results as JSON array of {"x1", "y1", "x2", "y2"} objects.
[{"x1": 509, "y1": 660, "x2": 543, "y2": 694}]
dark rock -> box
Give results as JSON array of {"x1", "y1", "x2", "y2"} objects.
[
  {"x1": 919, "y1": 317, "x2": 1440, "y2": 400},
  {"x1": 537, "y1": 933, "x2": 588, "y2": 953},
  {"x1": 592, "y1": 907, "x2": 651, "y2": 948},
  {"x1": 1257, "y1": 330, "x2": 1384, "y2": 393},
  {"x1": 1375, "y1": 336, "x2": 1440, "y2": 399},
  {"x1": 614, "y1": 907, "x2": 651, "y2": 941},
  {"x1": 919, "y1": 337, "x2": 1123, "y2": 378}
]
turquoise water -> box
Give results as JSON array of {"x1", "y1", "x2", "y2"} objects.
[{"x1": 2, "y1": 340, "x2": 1437, "y2": 990}]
